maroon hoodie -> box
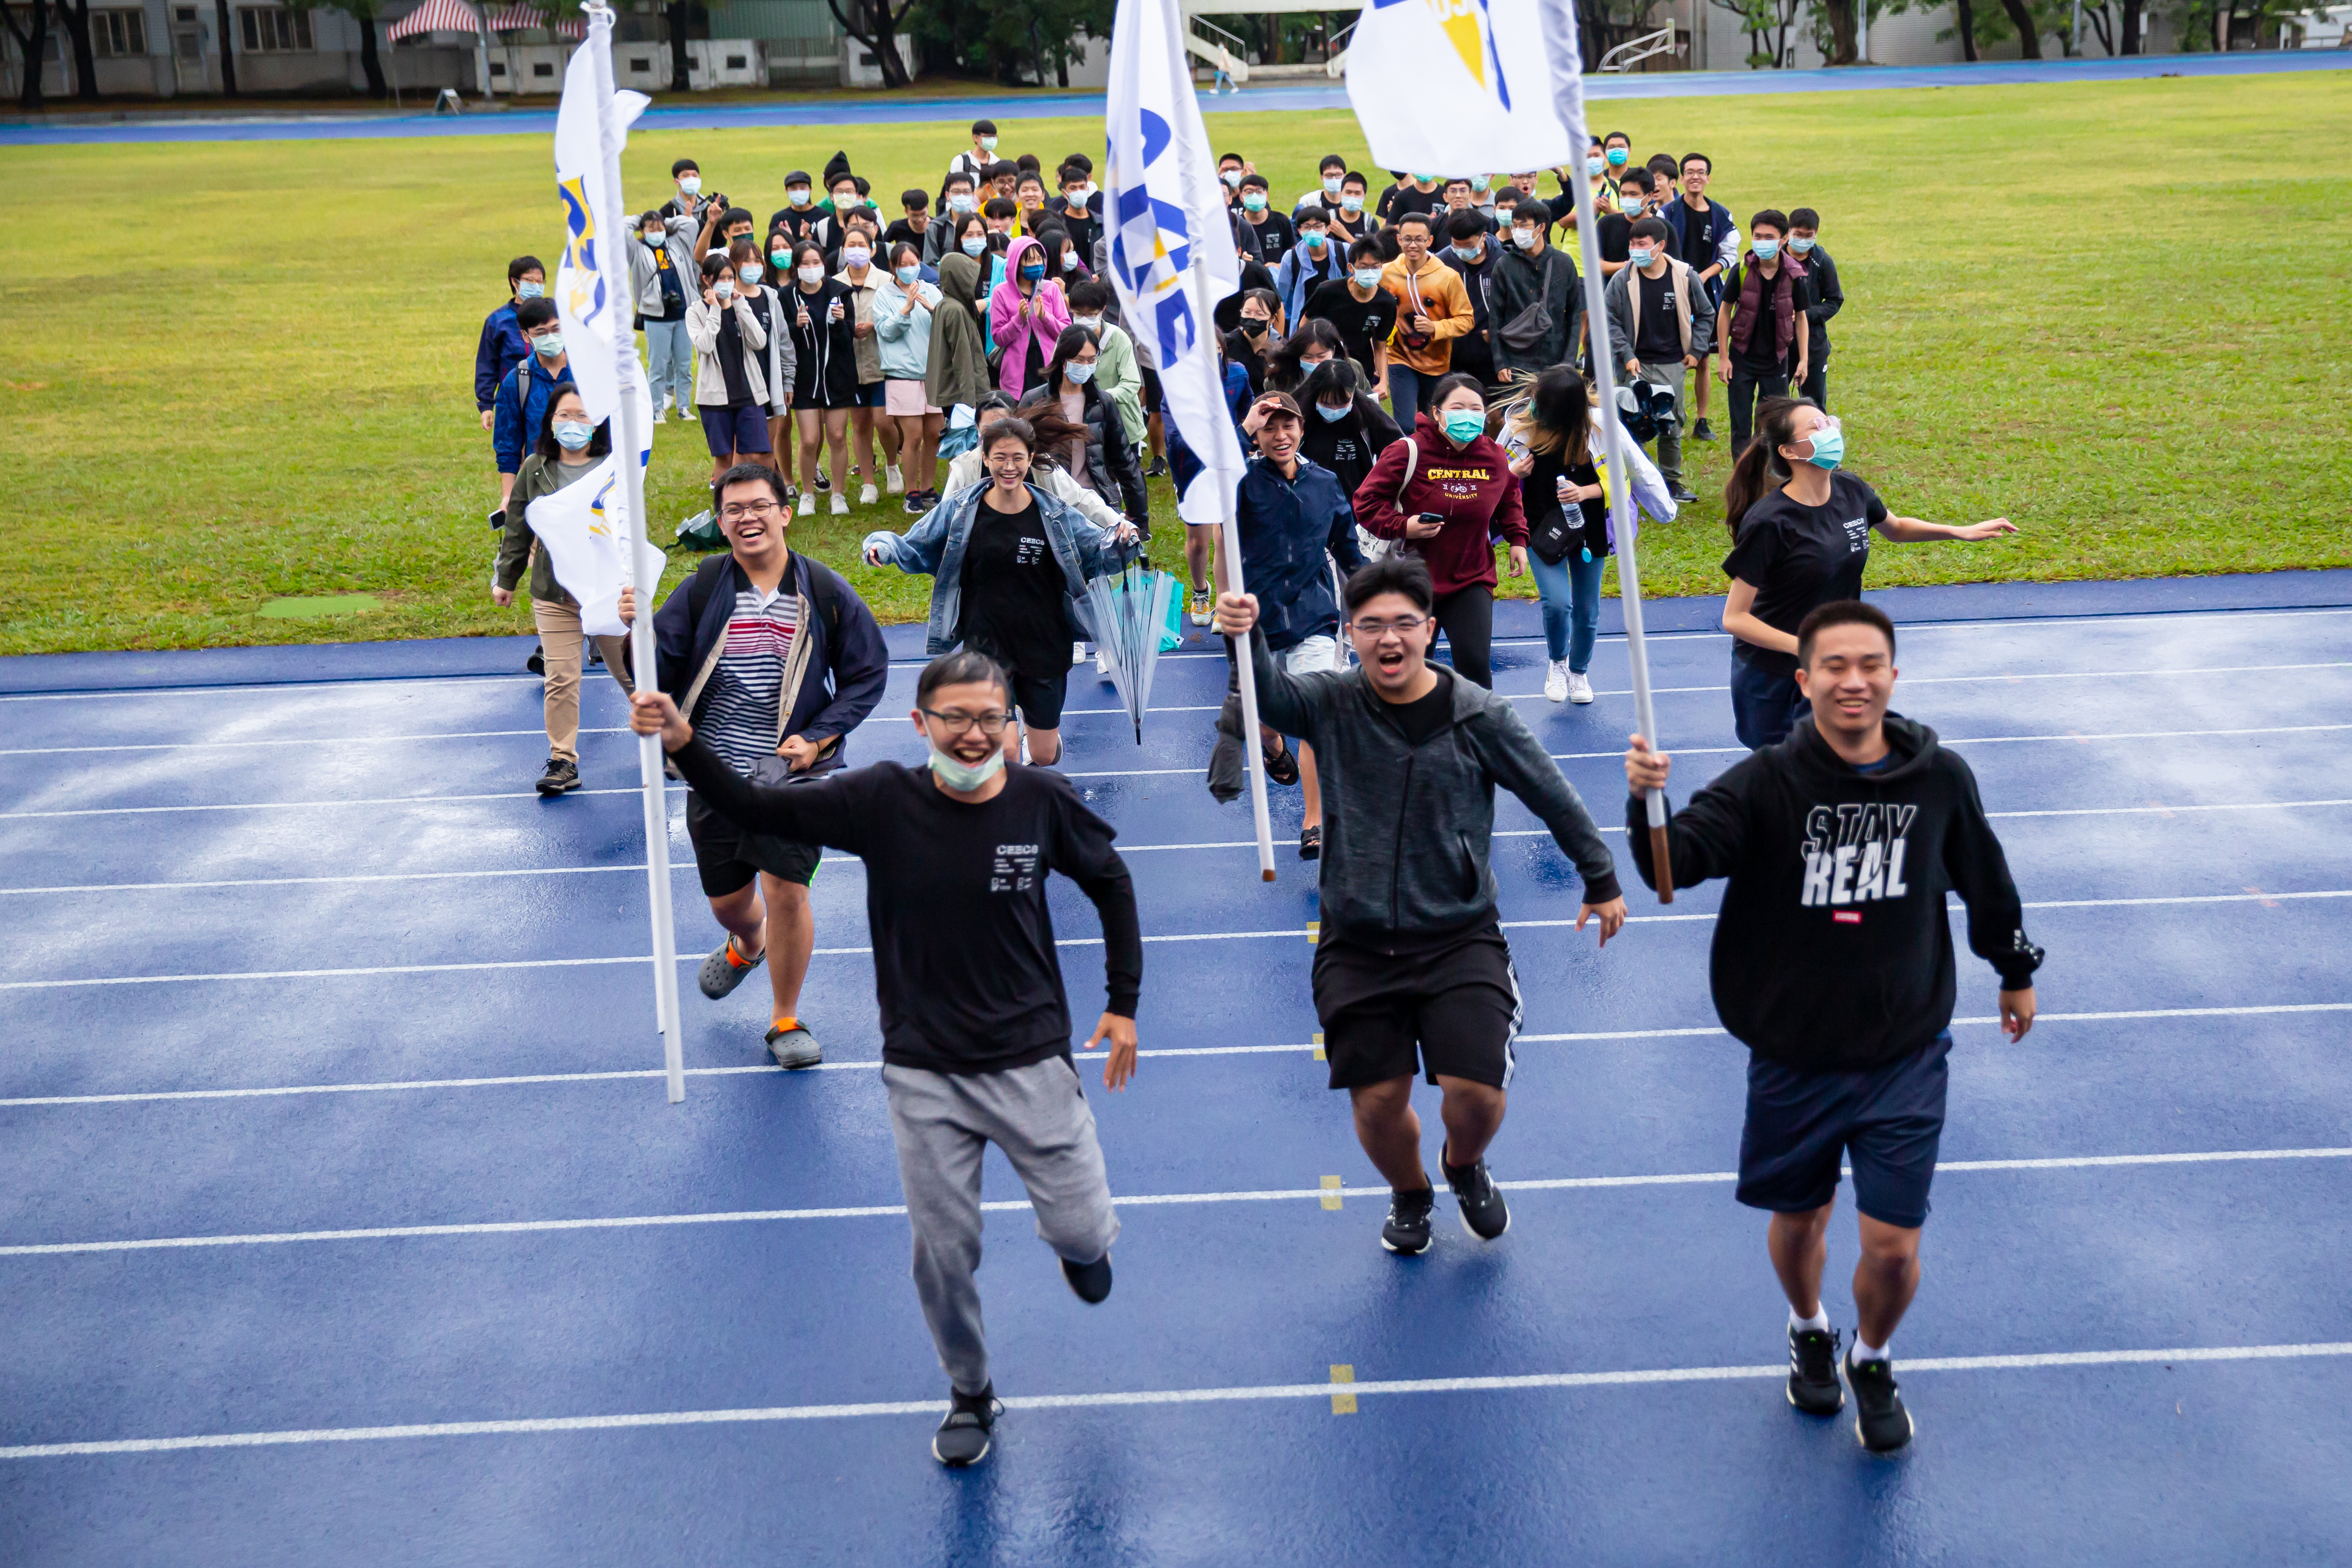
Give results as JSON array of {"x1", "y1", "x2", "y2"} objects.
[{"x1": 1351, "y1": 413, "x2": 1528, "y2": 597}]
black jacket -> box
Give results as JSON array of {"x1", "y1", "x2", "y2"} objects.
[
  {"x1": 1625, "y1": 715, "x2": 2043, "y2": 1071},
  {"x1": 1017, "y1": 378, "x2": 1150, "y2": 524},
  {"x1": 1800, "y1": 243, "x2": 1843, "y2": 364},
  {"x1": 785, "y1": 279, "x2": 861, "y2": 406},
  {"x1": 1487, "y1": 242, "x2": 1582, "y2": 377}
]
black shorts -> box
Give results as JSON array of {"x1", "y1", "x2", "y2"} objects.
[
  {"x1": 966, "y1": 639, "x2": 1069, "y2": 729},
  {"x1": 1311, "y1": 924, "x2": 1523, "y2": 1091},
  {"x1": 1736, "y1": 1032, "x2": 1951, "y2": 1229},
  {"x1": 684, "y1": 790, "x2": 822, "y2": 899}
]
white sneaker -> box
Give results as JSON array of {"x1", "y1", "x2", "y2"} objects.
[
  {"x1": 830, "y1": 493, "x2": 849, "y2": 516},
  {"x1": 1073, "y1": 641, "x2": 1088, "y2": 668},
  {"x1": 859, "y1": 482, "x2": 879, "y2": 506},
  {"x1": 1096, "y1": 646, "x2": 1111, "y2": 675},
  {"x1": 1567, "y1": 671, "x2": 1595, "y2": 705},
  {"x1": 1544, "y1": 659, "x2": 1569, "y2": 704},
  {"x1": 885, "y1": 464, "x2": 904, "y2": 495},
  {"x1": 798, "y1": 492, "x2": 815, "y2": 517}
]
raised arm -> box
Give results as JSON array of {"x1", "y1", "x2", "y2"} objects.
[
  {"x1": 651, "y1": 713, "x2": 869, "y2": 853},
  {"x1": 1476, "y1": 705, "x2": 1621, "y2": 905},
  {"x1": 1622, "y1": 740, "x2": 1755, "y2": 892}
]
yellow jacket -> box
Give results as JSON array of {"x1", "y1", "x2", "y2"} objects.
[{"x1": 1379, "y1": 256, "x2": 1474, "y2": 376}]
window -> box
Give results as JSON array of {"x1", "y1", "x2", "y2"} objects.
[
  {"x1": 238, "y1": 7, "x2": 314, "y2": 51},
  {"x1": 93, "y1": 8, "x2": 147, "y2": 55},
  {"x1": 487, "y1": 58, "x2": 507, "y2": 74},
  {"x1": 628, "y1": 54, "x2": 650, "y2": 69},
  {"x1": 723, "y1": 52, "x2": 744, "y2": 67},
  {"x1": 532, "y1": 60, "x2": 553, "y2": 75}
]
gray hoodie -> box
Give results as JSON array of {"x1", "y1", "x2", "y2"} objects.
[{"x1": 1249, "y1": 632, "x2": 1621, "y2": 941}]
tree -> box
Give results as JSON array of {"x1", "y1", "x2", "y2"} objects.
[
  {"x1": 823, "y1": 0, "x2": 915, "y2": 87},
  {"x1": 54, "y1": 0, "x2": 97, "y2": 99},
  {"x1": 909, "y1": 0, "x2": 1108, "y2": 86},
  {"x1": 2, "y1": 0, "x2": 53, "y2": 108},
  {"x1": 1810, "y1": 0, "x2": 1858, "y2": 61},
  {"x1": 1996, "y1": 0, "x2": 2045, "y2": 54},
  {"x1": 1576, "y1": 0, "x2": 1664, "y2": 67},
  {"x1": 213, "y1": 0, "x2": 238, "y2": 92},
  {"x1": 1711, "y1": 0, "x2": 1802, "y2": 66},
  {"x1": 664, "y1": 0, "x2": 696, "y2": 91}
]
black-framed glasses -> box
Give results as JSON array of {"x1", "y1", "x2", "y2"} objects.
[
  {"x1": 921, "y1": 706, "x2": 1012, "y2": 736},
  {"x1": 1350, "y1": 614, "x2": 1430, "y2": 637}
]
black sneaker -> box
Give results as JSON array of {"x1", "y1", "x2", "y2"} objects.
[
  {"x1": 1380, "y1": 1186, "x2": 1436, "y2": 1255},
  {"x1": 1786, "y1": 1324, "x2": 1844, "y2": 1415},
  {"x1": 1690, "y1": 417, "x2": 1716, "y2": 442},
  {"x1": 932, "y1": 1384, "x2": 999, "y2": 1467},
  {"x1": 525, "y1": 643, "x2": 545, "y2": 675},
  {"x1": 1846, "y1": 1349, "x2": 1914, "y2": 1452},
  {"x1": 1061, "y1": 1252, "x2": 1113, "y2": 1304},
  {"x1": 1441, "y1": 1152, "x2": 1510, "y2": 1240},
  {"x1": 782, "y1": 483, "x2": 800, "y2": 505},
  {"x1": 1669, "y1": 483, "x2": 1699, "y2": 504},
  {"x1": 534, "y1": 756, "x2": 580, "y2": 796},
  {"x1": 813, "y1": 469, "x2": 831, "y2": 493},
  {"x1": 1145, "y1": 455, "x2": 1168, "y2": 479}
]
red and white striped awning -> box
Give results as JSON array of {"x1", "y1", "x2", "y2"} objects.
[
  {"x1": 482, "y1": 4, "x2": 584, "y2": 36},
  {"x1": 387, "y1": 0, "x2": 481, "y2": 40}
]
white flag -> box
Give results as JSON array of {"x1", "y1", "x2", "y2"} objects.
[
  {"x1": 1345, "y1": 0, "x2": 1576, "y2": 175},
  {"x1": 1104, "y1": 0, "x2": 1246, "y2": 529},
  {"x1": 525, "y1": 454, "x2": 635, "y2": 638},
  {"x1": 552, "y1": 38, "x2": 649, "y2": 425}
]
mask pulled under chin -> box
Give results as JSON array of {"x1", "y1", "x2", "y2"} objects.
[{"x1": 927, "y1": 743, "x2": 1006, "y2": 792}]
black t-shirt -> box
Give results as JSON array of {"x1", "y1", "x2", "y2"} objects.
[
  {"x1": 1722, "y1": 473, "x2": 1890, "y2": 678},
  {"x1": 1299, "y1": 395, "x2": 1402, "y2": 498},
  {"x1": 1303, "y1": 280, "x2": 1398, "y2": 376},
  {"x1": 716, "y1": 299, "x2": 752, "y2": 404},
  {"x1": 1241, "y1": 208, "x2": 1295, "y2": 266},
  {"x1": 1731, "y1": 261, "x2": 1811, "y2": 375},
  {"x1": 959, "y1": 497, "x2": 1068, "y2": 675},
  {"x1": 880, "y1": 218, "x2": 930, "y2": 256},
  {"x1": 1380, "y1": 183, "x2": 1443, "y2": 226},
  {"x1": 1382, "y1": 666, "x2": 1455, "y2": 748},
  {"x1": 1524, "y1": 444, "x2": 1607, "y2": 562},
  {"x1": 1634, "y1": 267, "x2": 1682, "y2": 364},
  {"x1": 667, "y1": 745, "x2": 1141, "y2": 1073}
]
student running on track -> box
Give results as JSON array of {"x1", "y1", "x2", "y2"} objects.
[
  {"x1": 617, "y1": 463, "x2": 889, "y2": 1069},
  {"x1": 1214, "y1": 556, "x2": 1626, "y2": 1255},
  {"x1": 629, "y1": 648, "x2": 1141, "y2": 1470},
  {"x1": 1622, "y1": 598, "x2": 2043, "y2": 1453}
]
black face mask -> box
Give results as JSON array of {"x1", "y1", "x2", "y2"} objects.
[{"x1": 1242, "y1": 319, "x2": 1268, "y2": 337}]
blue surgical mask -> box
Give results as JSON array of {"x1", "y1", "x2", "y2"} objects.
[
  {"x1": 552, "y1": 419, "x2": 594, "y2": 450},
  {"x1": 678, "y1": 175, "x2": 701, "y2": 195},
  {"x1": 1789, "y1": 236, "x2": 1816, "y2": 255},
  {"x1": 1323, "y1": 175, "x2": 1343, "y2": 194},
  {"x1": 962, "y1": 236, "x2": 987, "y2": 256},
  {"x1": 1753, "y1": 237, "x2": 1781, "y2": 260},
  {"x1": 1315, "y1": 401, "x2": 1349, "y2": 423},
  {"x1": 928, "y1": 741, "x2": 1005, "y2": 791},
  {"x1": 739, "y1": 263, "x2": 762, "y2": 284},
  {"x1": 787, "y1": 187, "x2": 811, "y2": 207},
  {"x1": 515, "y1": 280, "x2": 545, "y2": 301},
  {"x1": 1352, "y1": 267, "x2": 1382, "y2": 289},
  {"x1": 1585, "y1": 156, "x2": 1606, "y2": 177},
  {"x1": 1242, "y1": 192, "x2": 1267, "y2": 212},
  {"x1": 1628, "y1": 245, "x2": 1655, "y2": 267},
  {"x1": 948, "y1": 193, "x2": 976, "y2": 213},
  {"x1": 1302, "y1": 230, "x2": 1327, "y2": 250},
  {"x1": 1341, "y1": 194, "x2": 1364, "y2": 214},
  {"x1": 1019, "y1": 262, "x2": 1044, "y2": 281},
  {"x1": 896, "y1": 264, "x2": 920, "y2": 285},
  {"x1": 531, "y1": 330, "x2": 563, "y2": 357},
  {"x1": 1452, "y1": 243, "x2": 1482, "y2": 262},
  {"x1": 1618, "y1": 192, "x2": 1644, "y2": 216},
  {"x1": 1605, "y1": 147, "x2": 1629, "y2": 167},
  {"x1": 1065, "y1": 361, "x2": 1096, "y2": 384},
  {"x1": 1441, "y1": 409, "x2": 1485, "y2": 445},
  {"x1": 1805, "y1": 425, "x2": 1844, "y2": 470}
]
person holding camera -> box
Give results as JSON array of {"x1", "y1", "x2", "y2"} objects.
[{"x1": 1604, "y1": 214, "x2": 1715, "y2": 506}]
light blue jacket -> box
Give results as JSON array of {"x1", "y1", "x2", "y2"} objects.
[
  {"x1": 872, "y1": 276, "x2": 943, "y2": 382},
  {"x1": 864, "y1": 480, "x2": 1124, "y2": 655}
]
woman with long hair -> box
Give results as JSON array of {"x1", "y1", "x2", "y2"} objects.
[
  {"x1": 1264, "y1": 317, "x2": 1365, "y2": 400},
  {"x1": 491, "y1": 385, "x2": 633, "y2": 796},
  {"x1": 686, "y1": 250, "x2": 773, "y2": 485},
  {"x1": 874, "y1": 239, "x2": 946, "y2": 513},
  {"x1": 1296, "y1": 359, "x2": 1400, "y2": 501},
  {"x1": 1015, "y1": 324, "x2": 1149, "y2": 531},
  {"x1": 786, "y1": 237, "x2": 859, "y2": 516},
  {"x1": 1721, "y1": 396, "x2": 2017, "y2": 748},
  {"x1": 1503, "y1": 366, "x2": 1611, "y2": 705},
  {"x1": 727, "y1": 238, "x2": 797, "y2": 501},
  {"x1": 1350, "y1": 372, "x2": 1525, "y2": 689}
]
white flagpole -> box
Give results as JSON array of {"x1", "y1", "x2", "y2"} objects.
[
  {"x1": 1202, "y1": 268, "x2": 1277, "y2": 883},
  {"x1": 583, "y1": 0, "x2": 688, "y2": 1097},
  {"x1": 1537, "y1": 0, "x2": 1674, "y2": 901}
]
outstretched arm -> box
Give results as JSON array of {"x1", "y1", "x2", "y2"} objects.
[
  {"x1": 1051, "y1": 791, "x2": 1143, "y2": 1090},
  {"x1": 1476, "y1": 704, "x2": 1625, "y2": 940},
  {"x1": 632, "y1": 692, "x2": 866, "y2": 852}
]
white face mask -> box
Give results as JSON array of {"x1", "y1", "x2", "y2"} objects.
[
  {"x1": 1512, "y1": 226, "x2": 1539, "y2": 251},
  {"x1": 641, "y1": 231, "x2": 663, "y2": 247},
  {"x1": 927, "y1": 742, "x2": 1006, "y2": 792},
  {"x1": 798, "y1": 264, "x2": 824, "y2": 286},
  {"x1": 678, "y1": 176, "x2": 701, "y2": 195},
  {"x1": 787, "y1": 188, "x2": 811, "y2": 207},
  {"x1": 1071, "y1": 314, "x2": 1102, "y2": 331},
  {"x1": 713, "y1": 279, "x2": 734, "y2": 300},
  {"x1": 739, "y1": 263, "x2": 762, "y2": 284},
  {"x1": 842, "y1": 246, "x2": 872, "y2": 269}
]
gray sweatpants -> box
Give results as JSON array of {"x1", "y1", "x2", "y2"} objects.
[
  {"x1": 1635, "y1": 360, "x2": 1687, "y2": 487},
  {"x1": 885, "y1": 1057, "x2": 1121, "y2": 1396}
]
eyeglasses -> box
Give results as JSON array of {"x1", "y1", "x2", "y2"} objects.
[
  {"x1": 921, "y1": 706, "x2": 1011, "y2": 736},
  {"x1": 718, "y1": 499, "x2": 782, "y2": 521},
  {"x1": 1350, "y1": 614, "x2": 1430, "y2": 637}
]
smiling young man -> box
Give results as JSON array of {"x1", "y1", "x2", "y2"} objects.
[
  {"x1": 1379, "y1": 212, "x2": 1475, "y2": 430},
  {"x1": 1622, "y1": 599, "x2": 2043, "y2": 1454},
  {"x1": 630, "y1": 647, "x2": 1141, "y2": 1470},
  {"x1": 619, "y1": 463, "x2": 889, "y2": 1070},
  {"x1": 1215, "y1": 558, "x2": 1626, "y2": 1256}
]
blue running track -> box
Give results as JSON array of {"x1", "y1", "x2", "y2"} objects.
[
  {"x1": 4, "y1": 52, "x2": 2347, "y2": 146},
  {"x1": 3, "y1": 571, "x2": 2351, "y2": 1564}
]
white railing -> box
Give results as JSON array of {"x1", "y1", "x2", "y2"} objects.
[
  {"x1": 1598, "y1": 23, "x2": 1675, "y2": 71},
  {"x1": 1323, "y1": 16, "x2": 1357, "y2": 76},
  {"x1": 1185, "y1": 13, "x2": 1249, "y2": 86}
]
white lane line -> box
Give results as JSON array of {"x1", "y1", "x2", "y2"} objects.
[
  {"x1": 6, "y1": 1339, "x2": 2346, "y2": 1459},
  {"x1": 0, "y1": 865, "x2": 654, "y2": 897},
  {"x1": 0, "y1": 727, "x2": 637, "y2": 757},
  {"x1": 6, "y1": 1145, "x2": 2342, "y2": 1259},
  {"x1": 1545, "y1": 721, "x2": 2352, "y2": 762},
  {"x1": 6, "y1": 1002, "x2": 2343, "y2": 1109}
]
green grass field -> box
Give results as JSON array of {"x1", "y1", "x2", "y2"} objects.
[{"x1": 2, "y1": 72, "x2": 2346, "y2": 656}]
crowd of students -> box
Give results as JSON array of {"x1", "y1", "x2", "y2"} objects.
[{"x1": 467, "y1": 123, "x2": 2040, "y2": 1470}]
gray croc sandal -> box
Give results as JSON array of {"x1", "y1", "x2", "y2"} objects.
[
  {"x1": 697, "y1": 936, "x2": 764, "y2": 1000},
  {"x1": 766, "y1": 1022, "x2": 823, "y2": 1070}
]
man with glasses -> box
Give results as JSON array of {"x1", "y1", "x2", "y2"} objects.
[
  {"x1": 1212, "y1": 556, "x2": 1627, "y2": 1256},
  {"x1": 619, "y1": 463, "x2": 889, "y2": 1068},
  {"x1": 628, "y1": 646, "x2": 1142, "y2": 1470}
]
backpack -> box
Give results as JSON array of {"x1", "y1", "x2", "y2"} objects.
[{"x1": 677, "y1": 553, "x2": 853, "y2": 783}]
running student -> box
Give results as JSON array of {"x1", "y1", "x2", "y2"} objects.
[
  {"x1": 618, "y1": 463, "x2": 889, "y2": 1069},
  {"x1": 1623, "y1": 598, "x2": 2042, "y2": 1454},
  {"x1": 1214, "y1": 557, "x2": 1625, "y2": 1256},
  {"x1": 629, "y1": 647, "x2": 1140, "y2": 1470}
]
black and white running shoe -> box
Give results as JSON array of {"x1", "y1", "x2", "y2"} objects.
[
  {"x1": 1846, "y1": 1349, "x2": 1914, "y2": 1452},
  {"x1": 1786, "y1": 1324, "x2": 1844, "y2": 1415},
  {"x1": 1441, "y1": 1153, "x2": 1510, "y2": 1240},
  {"x1": 933, "y1": 1384, "x2": 1000, "y2": 1467},
  {"x1": 1380, "y1": 1186, "x2": 1436, "y2": 1255},
  {"x1": 1061, "y1": 1252, "x2": 1113, "y2": 1304},
  {"x1": 534, "y1": 756, "x2": 581, "y2": 796}
]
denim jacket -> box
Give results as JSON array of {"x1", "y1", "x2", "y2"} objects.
[{"x1": 863, "y1": 480, "x2": 1124, "y2": 655}]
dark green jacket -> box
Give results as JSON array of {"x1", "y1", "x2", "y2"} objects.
[{"x1": 494, "y1": 452, "x2": 600, "y2": 605}]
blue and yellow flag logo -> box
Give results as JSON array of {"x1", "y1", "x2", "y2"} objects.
[
  {"x1": 557, "y1": 174, "x2": 608, "y2": 324},
  {"x1": 1106, "y1": 109, "x2": 1202, "y2": 367},
  {"x1": 1375, "y1": 0, "x2": 1512, "y2": 109}
]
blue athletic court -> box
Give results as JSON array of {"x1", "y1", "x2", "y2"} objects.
[{"x1": 3, "y1": 571, "x2": 2350, "y2": 1565}]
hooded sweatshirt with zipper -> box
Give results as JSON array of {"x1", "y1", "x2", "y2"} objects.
[
  {"x1": 1624, "y1": 714, "x2": 2044, "y2": 1072},
  {"x1": 1249, "y1": 629, "x2": 1620, "y2": 945},
  {"x1": 1350, "y1": 413, "x2": 1527, "y2": 597}
]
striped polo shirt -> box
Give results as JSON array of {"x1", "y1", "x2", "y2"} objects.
[{"x1": 698, "y1": 583, "x2": 802, "y2": 777}]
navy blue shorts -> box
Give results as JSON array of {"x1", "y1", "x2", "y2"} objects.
[
  {"x1": 699, "y1": 401, "x2": 773, "y2": 459},
  {"x1": 852, "y1": 380, "x2": 887, "y2": 409},
  {"x1": 1736, "y1": 1032, "x2": 1950, "y2": 1229}
]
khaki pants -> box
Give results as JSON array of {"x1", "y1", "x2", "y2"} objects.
[{"x1": 532, "y1": 598, "x2": 633, "y2": 762}]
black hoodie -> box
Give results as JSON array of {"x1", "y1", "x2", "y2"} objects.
[{"x1": 1625, "y1": 714, "x2": 2042, "y2": 1072}]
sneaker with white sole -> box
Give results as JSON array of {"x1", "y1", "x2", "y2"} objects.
[
  {"x1": 885, "y1": 464, "x2": 903, "y2": 495},
  {"x1": 1188, "y1": 590, "x2": 1213, "y2": 628},
  {"x1": 1847, "y1": 1349, "x2": 1914, "y2": 1452},
  {"x1": 798, "y1": 492, "x2": 815, "y2": 518},
  {"x1": 1544, "y1": 659, "x2": 1569, "y2": 703},
  {"x1": 1566, "y1": 671, "x2": 1594, "y2": 705},
  {"x1": 859, "y1": 482, "x2": 879, "y2": 506},
  {"x1": 932, "y1": 1385, "x2": 999, "y2": 1467},
  {"x1": 830, "y1": 493, "x2": 849, "y2": 516},
  {"x1": 1072, "y1": 641, "x2": 1087, "y2": 667},
  {"x1": 1096, "y1": 646, "x2": 1110, "y2": 675}
]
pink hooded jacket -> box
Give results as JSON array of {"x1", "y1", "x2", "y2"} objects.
[{"x1": 987, "y1": 234, "x2": 1071, "y2": 400}]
